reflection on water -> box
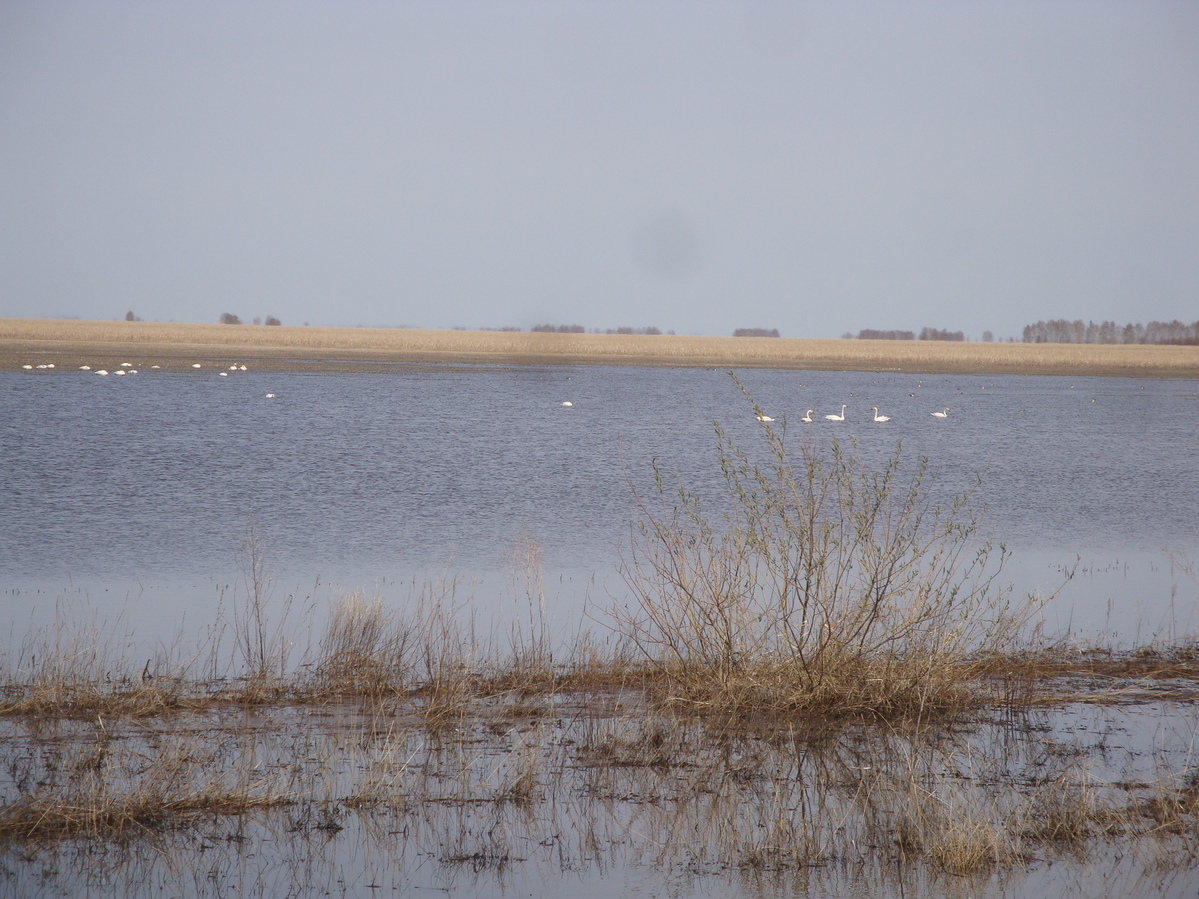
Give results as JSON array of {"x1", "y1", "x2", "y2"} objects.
[{"x1": 3, "y1": 686, "x2": 1198, "y2": 898}]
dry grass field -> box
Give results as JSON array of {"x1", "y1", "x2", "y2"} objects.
[{"x1": 3, "y1": 317, "x2": 1197, "y2": 377}]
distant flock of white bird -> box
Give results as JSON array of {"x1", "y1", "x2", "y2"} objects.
[
  {"x1": 18, "y1": 360, "x2": 276, "y2": 398},
  {"x1": 755, "y1": 405, "x2": 950, "y2": 423},
  {"x1": 562, "y1": 401, "x2": 944, "y2": 422},
  {"x1": 22, "y1": 360, "x2": 245, "y2": 376},
  {"x1": 21, "y1": 363, "x2": 950, "y2": 419}
]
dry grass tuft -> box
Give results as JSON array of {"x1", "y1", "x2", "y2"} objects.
[
  {"x1": 315, "y1": 591, "x2": 409, "y2": 699},
  {"x1": 1022, "y1": 769, "x2": 1099, "y2": 845},
  {"x1": 0, "y1": 736, "x2": 289, "y2": 843}
]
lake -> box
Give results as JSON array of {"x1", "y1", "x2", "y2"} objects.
[
  {"x1": 2, "y1": 363, "x2": 1197, "y2": 659},
  {"x1": 3, "y1": 362, "x2": 1199, "y2": 899}
]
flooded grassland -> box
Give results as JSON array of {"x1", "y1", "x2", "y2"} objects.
[{"x1": 2, "y1": 588, "x2": 1198, "y2": 899}]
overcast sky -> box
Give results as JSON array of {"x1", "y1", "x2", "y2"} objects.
[{"x1": 1, "y1": 2, "x2": 1196, "y2": 339}]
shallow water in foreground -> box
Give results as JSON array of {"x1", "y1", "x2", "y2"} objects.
[{"x1": 4, "y1": 685, "x2": 1199, "y2": 899}]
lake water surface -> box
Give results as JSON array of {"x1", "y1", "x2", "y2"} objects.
[
  {"x1": 4, "y1": 363, "x2": 1199, "y2": 899},
  {"x1": 2, "y1": 364, "x2": 1197, "y2": 655}
]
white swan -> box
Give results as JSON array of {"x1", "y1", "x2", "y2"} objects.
[
  {"x1": 756, "y1": 414, "x2": 775, "y2": 422},
  {"x1": 932, "y1": 408, "x2": 950, "y2": 418},
  {"x1": 801, "y1": 410, "x2": 814, "y2": 423},
  {"x1": 824, "y1": 405, "x2": 847, "y2": 421},
  {"x1": 871, "y1": 407, "x2": 890, "y2": 422}
]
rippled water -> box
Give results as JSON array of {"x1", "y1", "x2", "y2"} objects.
[
  {"x1": 4, "y1": 363, "x2": 1199, "y2": 899},
  {"x1": 2, "y1": 364, "x2": 1197, "y2": 651}
]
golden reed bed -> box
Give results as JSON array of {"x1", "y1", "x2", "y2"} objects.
[{"x1": 2, "y1": 317, "x2": 1197, "y2": 377}]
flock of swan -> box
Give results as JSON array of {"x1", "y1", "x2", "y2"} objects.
[
  {"x1": 22, "y1": 363, "x2": 953, "y2": 421},
  {"x1": 19, "y1": 360, "x2": 276, "y2": 397},
  {"x1": 758, "y1": 406, "x2": 950, "y2": 424},
  {"x1": 21, "y1": 361, "x2": 159, "y2": 376},
  {"x1": 20, "y1": 361, "x2": 249, "y2": 375}
]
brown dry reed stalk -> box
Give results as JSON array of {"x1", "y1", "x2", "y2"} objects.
[
  {"x1": 406, "y1": 576, "x2": 481, "y2": 729},
  {"x1": 0, "y1": 609, "x2": 204, "y2": 720},
  {"x1": 500, "y1": 530, "x2": 555, "y2": 691},
  {"x1": 230, "y1": 520, "x2": 301, "y2": 698},
  {"x1": 0, "y1": 734, "x2": 290, "y2": 842},
  {"x1": 614, "y1": 375, "x2": 1043, "y2": 721},
  {"x1": 315, "y1": 591, "x2": 410, "y2": 699}
]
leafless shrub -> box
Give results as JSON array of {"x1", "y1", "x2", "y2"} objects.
[{"x1": 614, "y1": 376, "x2": 1041, "y2": 720}]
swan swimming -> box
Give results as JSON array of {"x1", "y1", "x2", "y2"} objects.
[
  {"x1": 824, "y1": 405, "x2": 847, "y2": 421},
  {"x1": 932, "y1": 408, "x2": 950, "y2": 418},
  {"x1": 756, "y1": 413, "x2": 775, "y2": 422},
  {"x1": 801, "y1": 410, "x2": 814, "y2": 423},
  {"x1": 871, "y1": 407, "x2": 890, "y2": 422}
]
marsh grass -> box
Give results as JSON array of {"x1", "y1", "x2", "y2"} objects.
[
  {"x1": 315, "y1": 591, "x2": 409, "y2": 700},
  {"x1": 0, "y1": 731, "x2": 291, "y2": 843},
  {"x1": 2, "y1": 634, "x2": 1197, "y2": 888}
]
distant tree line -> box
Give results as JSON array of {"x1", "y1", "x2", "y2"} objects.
[
  {"x1": 530, "y1": 324, "x2": 672, "y2": 335},
  {"x1": 1022, "y1": 319, "x2": 1199, "y2": 345},
  {"x1": 847, "y1": 327, "x2": 964, "y2": 341},
  {"x1": 853, "y1": 329, "x2": 915, "y2": 341},
  {"x1": 608, "y1": 326, "x2": 663, "y2": 335},
  {"x1": 220, "y1": 313, "x2": 282, "y2": 326},
  {"x1": 918, "y1": 327, "x2": 965, "y2": 341},
  {"x1": 733, "y1": 328, "x2": 780, "y2": 338}
]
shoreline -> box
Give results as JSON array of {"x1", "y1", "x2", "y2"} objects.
[{"x1": 3, "y1": 317, "x2": 1198, "y2": 378}]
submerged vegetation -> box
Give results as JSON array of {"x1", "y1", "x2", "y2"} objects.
[{"x1": 2, "y1": 392, "x2": 1197, "y2": 896}]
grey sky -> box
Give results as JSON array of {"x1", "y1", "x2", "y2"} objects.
[{"x1": 2, "y1": 2, "x2": 1196, "y2": 339}]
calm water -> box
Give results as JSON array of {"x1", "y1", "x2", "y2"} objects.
[
  {"x1": 4, "y1": 363, "x2": 1199, "y2": 899},
  {"x1": 2, "y1": 364, "x2": 1197, "y2": 652}
]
